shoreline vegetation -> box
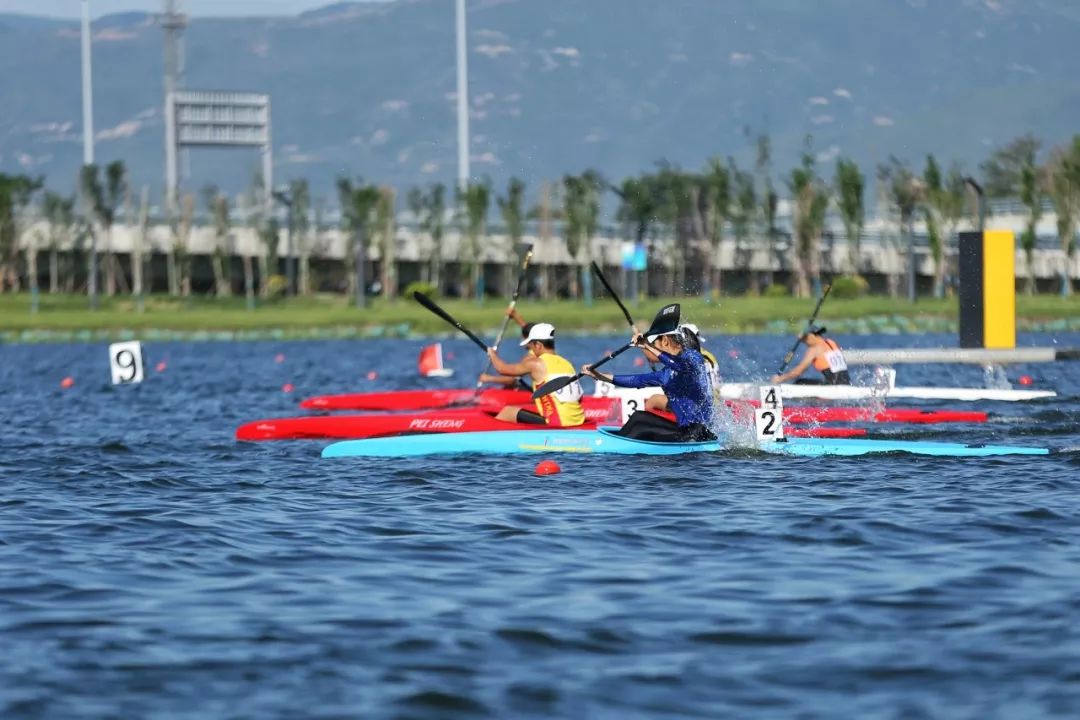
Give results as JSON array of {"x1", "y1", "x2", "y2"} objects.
[{"x1": 2, "y1": 293, "x2": 1079, "y2": 344}]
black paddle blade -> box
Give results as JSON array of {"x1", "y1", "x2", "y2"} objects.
[
  {"x1": 646, "y1": 303, "x2": 681, "y2": 337},
  {"x1": 412, "y1": 291, "x2": 489, "y2": 351},
  {"x1": 532, "y1": 374, "x2": 577, "y2": 400}
]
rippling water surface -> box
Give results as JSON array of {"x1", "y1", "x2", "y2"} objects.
[{"x1": 2, "y1": 333, "x2": 1079, "y2": 718}]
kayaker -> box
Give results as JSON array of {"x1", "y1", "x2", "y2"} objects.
[
  {"x1": 582, "y1": 328, "x2": 715, "y2": 442},
  {"x1": 485, "y1": 323, "x2": 586, "y2": 426},
  {"x1": 478, "y1": 310, "x2": 536, "y2": 389},
  {"x1": 770, "y1": 325, "x2": 850, "y2": 385},
  {"x1": 643, "y1": 322, "x2": 721, "y2": 412}
]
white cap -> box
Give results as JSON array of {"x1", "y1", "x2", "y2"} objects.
[
  {"x1": 646, "y1": 329, "x2": 682, "y2": 344},
  {"x1": 681, "y1": 323, "x2": 704, "y2": 342},
  {"x1": 520, "y1": 322, "x2": 556, "y2": 346}
]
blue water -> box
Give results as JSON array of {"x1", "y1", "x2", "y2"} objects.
[{"x1": 2, "y1": 333, "x2": 1079, "y2": 718}]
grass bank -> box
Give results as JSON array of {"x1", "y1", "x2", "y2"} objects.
[{"x1": 2, "y1": 293, "x2": 1079, "y2": 342}]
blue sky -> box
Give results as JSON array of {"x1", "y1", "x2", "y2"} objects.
[{"x1": 0, "y1": 1, "x2": 379, "y2": 18}]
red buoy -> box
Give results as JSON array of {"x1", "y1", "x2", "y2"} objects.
[
  {"x1": 1018, "y1": 375, "x2": 1033, "y2": 386},
  {"x1": 633, "y1": 357, "x2": 645, "y2": 367},
  {"x1": 155, "y1": 361, "x2": 167, "y2": 373},
  {"x1": 282, "y1": 383, "x2": 295, "y2": 393},
  {"x1": 60, "y1": 376, "x2": 75, "y2": 389},
  {"x1": 275, "y1": 353, "x2": 286, "y2": 363},
  {"x1": 535, "y1": 460, "x2": 561, "y2": 476},
  {"x1": 366, "y1": 371, "x2": 378, "y2": 380}
]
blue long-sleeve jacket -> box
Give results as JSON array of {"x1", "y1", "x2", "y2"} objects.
[{"x1": 611, "y1": 348, "x2": 714, "y2": 426}]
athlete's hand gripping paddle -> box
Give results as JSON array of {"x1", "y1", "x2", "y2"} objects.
[
  {"x1": 776, "y1": 282, "x2": 833, "y2": 375},
  {"x1": 532, "y1": 303, "x2": 680, "y2": 400},
  {"x1": 413, "y1": 292, "x2": 490, "y2": 352},
  {"x1": 475, "y1": 244, "x2": 533, "y2": 390}
]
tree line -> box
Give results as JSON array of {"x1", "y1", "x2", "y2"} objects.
[{"x1": 1, "y1": 133, "x2": 1078, "y2": 306}]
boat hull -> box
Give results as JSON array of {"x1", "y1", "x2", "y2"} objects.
[{"x1": 321, "y1": 429, "x2": 1049, "y2": 459}]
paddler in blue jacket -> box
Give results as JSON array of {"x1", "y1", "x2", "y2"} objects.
[{"x1": 582, "y1": 326, "x2": 715, "y2": 442}]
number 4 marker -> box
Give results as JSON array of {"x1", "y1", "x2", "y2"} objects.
[{"x1": 109, "y1": 341, "x2": 145, "y2": 385}]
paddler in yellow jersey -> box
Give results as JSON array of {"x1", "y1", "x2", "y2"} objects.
[{"x1": 485, "y1": 322, "x2": 586, "y2": 426}]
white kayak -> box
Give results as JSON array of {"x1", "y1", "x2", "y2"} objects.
[{"x1": 716, "y1": 383, "x2": 1056, "y2": 403}]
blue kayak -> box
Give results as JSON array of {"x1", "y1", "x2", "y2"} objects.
[{"x1": 321, "y1": 429, "x2": 1050, "y2": 459}]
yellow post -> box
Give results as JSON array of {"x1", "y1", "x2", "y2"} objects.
[{"x1": 982, "y1": 230, "x2": 1016, "y2": 349}]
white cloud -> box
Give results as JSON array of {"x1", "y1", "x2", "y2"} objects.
[
  {"x1": 729, "y1": 52, "x2": 754, "y2": 66},
  {"x1": 370, "y1": 129, "x2": 389, "y2": 146},
  {"x1": 96, "y1": 120, "x2": 141, "y2": 141},
  {"x1": 809, "y1": 96, "x2": 830, "y2": 106},
  {"x1": 380, "y1": 100, "x2": 409, "y2": 112},
  {"x1": 552, "y1": 46, "x2": 580, "y2": 58},
  {"x1": 420, "y1": 162, "x2": 440, "y2": 174},
  {"x1": 873, "y1": 116, "x2": 895, "y2": 127},
  {"x1": 833, "y1": 88, "x2": 853, "y2": 100},
  {"x1": 811, "y1": 115, "x2": 835, "y2": 125},
  {"x1": 475, "y1": 44, "x2": 512, "y2": 58}
]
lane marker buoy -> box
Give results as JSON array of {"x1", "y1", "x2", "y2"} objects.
[
  {"x1": 61, "y1": 376, "x2": 75, "y2": 389},
  {"x1": 282, "y1": 383, "x2": 295, "y2": 393},
  {"x1": 1018, "y1": 375, "x2": 1033, "y2": 386},
  {"x1": 535, "y1": 460, "x2": 561, "y2": 476}
]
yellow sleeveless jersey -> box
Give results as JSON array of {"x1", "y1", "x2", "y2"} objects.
[{"x1": 534, "y1": 353, "x2": 586, "y2": 427}]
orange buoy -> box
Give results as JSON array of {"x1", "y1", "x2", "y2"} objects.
[
  {"x1": 1018, "y1": 375, "x2": 1033, "y2": 386},
  {"x1": 366, "y1": 371, "x2": 378, "y2": 380},
  {"x1": 728, "y1": 350, "x2": 739, "y2": 359},
  {"x1": 274, "y1": 353, "x2": 286, "y2": 363},
  {"x1": 633, "y1": 357, "x2": 645, "y2": 367},
  {"x1": 60, "y1": 376, "x2": 75, "y2": 389},
  {"x1": 155, "y1": 361, "x2": 167, "y2": 372},
  {"x1": 282, "y1": 383, "x2": 295, "y2": 393},
  {"x1": 535, "y1": 460, "x2": 561, "y2": 476}
]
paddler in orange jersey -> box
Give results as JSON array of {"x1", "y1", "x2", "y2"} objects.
[
  {"x1": 485, "y1": 322, "x2": 586, "y2": 426},
  {"x1": 770, "y1": 325, "x2": 851, "y2": 386}
]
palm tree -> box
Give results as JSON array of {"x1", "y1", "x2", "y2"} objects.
[
  {"x1": 406, "y1": 187, "x2": 429, "y2": 283},
  {"x1": 730, "y1": 163, "x2": 757, "y2": 293},
  {"x1": 880, "y1": 158, "x2": 921, "y2": 300},
  {"x1": 289, "y1": 179, "x2": 311, "y2": 297},
  {"x1": 458, "y1": 181, "x2": 490, "y2": 301},
  {"x1": 1046, "y1": 136, "x2": 1080, "y2": 296},
  {"x1": 834, "y1": 157, "x2": 865, "y2": 275},
  {"x1": 102, "y1": 161, "x2": 126, "y2": 296},
  {"x1": 701, "y1": 157, "x2": 730, "y2": 299},
  {"x1": 337, "y1": 178, "x2": 380, "y2": 307},
  {"x1": 375, "y1": 186, "x2": 396, "y2": 299},
  {"x1": 787, "y1": 154, "x2": 829, "y2": 298},
  {"x1": 1019, "y1": 160, "x2": 1044, "y2": 294},
  {"x1": 425, "y1": 184, "x2": 447, "y2": 293},
  {"x1": 42, "y1": 191, "x2": 75, "y2": 294},
  {"x1": 497, "y1": 177, "x2": 526, "y2": 297},
  {"x1": 922, "y1": 155, "x2": 946, "y2": 298}
]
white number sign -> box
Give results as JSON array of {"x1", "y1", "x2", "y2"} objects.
[
  {"x1": 825, "y1": 349, "x2": 848, "y2": 373},
  {"x1": 755, "y1": 407, "x2": 785, "y2": 442},
  {"x1": 109, "y1": 341, "x2": 145, "y2": 385},
  {"x1": 759, "y1": 385, "x2": 783, "y2": 411}
]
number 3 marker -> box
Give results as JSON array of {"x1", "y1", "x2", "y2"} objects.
[{"x1": 109, "y1": 341, "x2": 145, "y2": 385}]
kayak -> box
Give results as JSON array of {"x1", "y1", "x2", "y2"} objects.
[
  {"x1": 773, "y1": 407, "x2": 987, "y2": 425},
  {"x1": 236, "y1": 409, "x2": 869, "y2": 442},
  {"x1": 719, "y1": 383, "x2": 1055, "y2": 403},
  {"x1": 300, "y1": 388, "x2": 521, "y2": 411},
  {"x1": 321, "y1": 428, "x2": 1050, "y2": 459}
]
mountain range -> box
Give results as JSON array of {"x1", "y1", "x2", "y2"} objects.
[{"x1": 2, "y1": 0, "x2": 1079, "y2": 203}]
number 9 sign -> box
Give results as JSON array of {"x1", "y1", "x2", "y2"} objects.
[{"x1": 109, "y1": 341, "x2": 145, "y2": 385}]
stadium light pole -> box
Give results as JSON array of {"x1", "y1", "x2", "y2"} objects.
[
  {"x1": 81, "y1": 0, "x2": 98, "y2": 309},
  {"x1": 455, "y1": 0, "x2": 470, "y2": 189},
  {"x1": 81, "y1": 0, "x2": 95, "y2": 166}
]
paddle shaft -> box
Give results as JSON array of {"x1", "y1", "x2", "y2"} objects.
[
  {"x1": 591, "y1": 261, "x2": 636, "y2": 330},
  {"x1": 777, "y1": 282, "x2": 833, "y2": 374},
  {"x1": 532, "y1": 343, "x2": 636, "y2": 399},
  {"x1": 412, "y1": 291, "x2": 489, "y2": 352},
  {"x1": 476, "y1": 246, "x2": 534, "y2": 388}
]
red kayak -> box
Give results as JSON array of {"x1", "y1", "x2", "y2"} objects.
[
  {"x1": 300, "y1": 388, "x2": 524, "y2": 411},
  {"x1": 301, "y1": 388, "x2": 988, "y2": 426},
  {"x1": 236, "y1": 407, "x2": 869, "y2": 442},
  {"x1": 782, "y1": 406, "x2": 987, "y2": 425}
]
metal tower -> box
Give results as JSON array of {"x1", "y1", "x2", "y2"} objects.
[{"x1": 161, "y1": 0, "x2": 187, "y2": 215}]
